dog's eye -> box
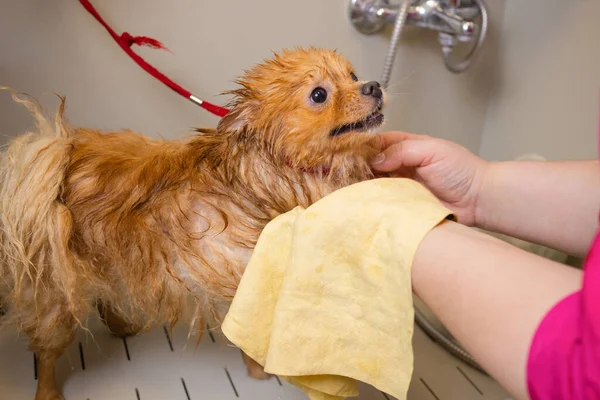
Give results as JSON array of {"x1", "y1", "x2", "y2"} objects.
[
  {"x1": 350, "y1": 72, "x2": 358, "y2": 82},
  {"x1": 310, "y1": 87, "x2": 328, "y2": 104}
]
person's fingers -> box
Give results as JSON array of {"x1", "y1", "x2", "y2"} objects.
[
  {"x1": 378, "y1": 131, "x2": 431, "y2": 149},
  {"x1": 371, "y1": 138, "x2": 437, "y2": 172},
  {"x1": 390, "y1": 169, "x2": 416, "y2": 179}
]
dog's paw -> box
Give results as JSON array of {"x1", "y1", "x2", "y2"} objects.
[
  {"x1": 35, "y1": 390, "x2": 64, "y2": 400},
  {"x1": 240, "y1": 350, "x2": 271, "y2": 380},
  {"x1": 247, "y1": 365, "x2": 272, "y2": 380}
]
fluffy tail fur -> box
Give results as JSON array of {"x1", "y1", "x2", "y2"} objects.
[{"x1": 0, "y1": 88, "x2": 84, "y2": 323}]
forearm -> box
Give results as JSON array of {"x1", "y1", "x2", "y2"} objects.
[
  {"x1": 475, "y1": 160, "x2": 600, "y2": 257},
  {"x1": 412, "y1": 221, "x2": 582, "y2": 400}
]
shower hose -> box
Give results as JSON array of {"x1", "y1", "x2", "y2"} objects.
[{"x1": 380, "y1": 0, "x2": 487, "y2": 374}]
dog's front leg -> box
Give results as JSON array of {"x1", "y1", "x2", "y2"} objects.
[{"x1": 241, "y1": 350, "x2": 272, "y2": 380}]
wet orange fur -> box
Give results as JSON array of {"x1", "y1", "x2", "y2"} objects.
[{"x1": 0, "y1": 47, "x2": 386, "y2": 400}]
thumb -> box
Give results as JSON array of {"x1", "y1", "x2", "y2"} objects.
[{"x1": 371, "y1": 139, "x2": 436, "y2": 172}]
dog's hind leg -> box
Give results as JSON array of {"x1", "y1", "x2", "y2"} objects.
[
  {"x1": 25, "y1": 303, "x2": 77, "y2": 400},
  {"x1": 35, "y1": 345, "x2": 70, "y2": 400},
  {"x1": 97, "y1": 301, "x2": 143, "y2": 338}
]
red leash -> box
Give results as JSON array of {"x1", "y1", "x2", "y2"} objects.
[{"x1": 78, "y1": 0, "x2": 229, "y2": 118}]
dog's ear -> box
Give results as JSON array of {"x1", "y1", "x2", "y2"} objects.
[
  {"x1": 217, "y1": 107, "x2": 253, "y2": 134},
  {"x1": 217, "y1": 86, "x2": 260, "y2": 134}
]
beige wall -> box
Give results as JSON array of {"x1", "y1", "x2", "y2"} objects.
[
  {"x1": 480, "y1": 0, "x2": 600, "y2": 161},
  {"x1": 0, "y1": 0, "x2": 504, "y2": 153}
]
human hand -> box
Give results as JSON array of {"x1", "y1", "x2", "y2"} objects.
[{"x1": 371, "y1": 131, "x2": 489, "y2": 226}]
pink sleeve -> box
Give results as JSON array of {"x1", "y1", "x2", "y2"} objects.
[
  {"x1": 527, "y1": 97, "x2": 600, "y2": 400},
  {"x1": 526, "y1": 231, "x2": 600, "y2": 399}
]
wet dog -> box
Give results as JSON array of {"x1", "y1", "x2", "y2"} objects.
[{"x1": 0, "y1": 47, "x2": 386, "y2": 400}]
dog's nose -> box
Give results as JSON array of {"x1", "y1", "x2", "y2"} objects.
[{"x1": 361, "y1": 81, "x2": 382, "y2": 99}]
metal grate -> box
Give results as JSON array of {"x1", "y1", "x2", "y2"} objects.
[{"x1": 0, "y1": 315, "x2": 511, "y2": 400}]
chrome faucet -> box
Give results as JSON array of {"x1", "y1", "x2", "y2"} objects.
[{"x1": 349, "y1": 0, "x2": 488, "y2": 74}]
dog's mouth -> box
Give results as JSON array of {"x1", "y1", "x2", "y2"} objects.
[{"x1": 330, "y1": 104, "x2": 385, "y2": 137}]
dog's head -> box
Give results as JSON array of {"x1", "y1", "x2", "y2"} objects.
[{"x1": 218, "y1": 47, "x2": 386, "y2": 169}]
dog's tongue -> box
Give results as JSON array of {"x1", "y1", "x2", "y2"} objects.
[{"x1": 366, "y1": 112, "x2": 384, "y2": 126}]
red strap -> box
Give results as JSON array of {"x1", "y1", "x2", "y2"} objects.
[{"x1": 78, "y1": 0, "x2": 229, "y2": 118}]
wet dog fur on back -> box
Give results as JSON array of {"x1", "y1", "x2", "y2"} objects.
[{"x1": 0, "y1": 47, "x2": 386, "y2": 400}]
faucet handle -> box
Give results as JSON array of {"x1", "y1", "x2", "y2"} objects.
[
  {"x1": 349, "y1": 0, "x2": 392, "y2": 35},
  {"x1": 431, "y1": 3, "x2": 478, "y2": 41}
]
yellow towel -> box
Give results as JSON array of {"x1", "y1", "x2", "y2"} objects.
[{"x1": 221, "y1": 178, "x2": 454, "y2": 399}]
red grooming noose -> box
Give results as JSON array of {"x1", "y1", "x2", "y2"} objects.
[{"x1": 78, "y1": 0, "x2": 230, "y2": 118}]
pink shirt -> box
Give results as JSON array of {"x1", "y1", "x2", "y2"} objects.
[
  {"x1": 527, "y1": 230, "x2": 600, "y2": 399},
  {"x1": 527, "y1": 115, "x2": 600, "y2": 399}
]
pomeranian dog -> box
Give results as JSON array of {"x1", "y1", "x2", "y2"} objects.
[{"x1": 0, "y1": 47, "x2": 386, "y2": 400}]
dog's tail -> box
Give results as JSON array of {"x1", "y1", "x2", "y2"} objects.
[{"x1": 0, "y1": 88, "x2": 82, "y2": 318}]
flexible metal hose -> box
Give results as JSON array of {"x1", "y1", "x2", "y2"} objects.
[
  {"x1": 380, "y1": 0, "x2": 411, "y2": 88},
  {"x1": 442, "y1": 0, "x2": 488, "y2": 73},
  {"x1": 415, "y1": 0, "x2": 488, "y2": 363},
  {"x1": 414, "y1": 306, "x2": 487, "y2": 373},
  {"x1": 380, "y1": 0, "x2": 487, "y2": 372}
]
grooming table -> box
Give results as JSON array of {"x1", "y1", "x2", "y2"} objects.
[{"x1": 0, "y1": 315, "x2": 511, "y2": 400}]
